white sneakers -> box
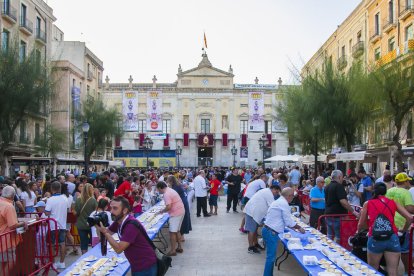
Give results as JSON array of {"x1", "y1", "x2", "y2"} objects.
[{"x1": 54, "y1": 262, "x2": 66, "y2": 269}]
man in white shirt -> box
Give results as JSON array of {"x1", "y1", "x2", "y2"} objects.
[
  {"x1": 243, "y1": 174, "x2": 268, "y2": 203},
  {"x1": 193, "y1": 170, "x2": 210, "y2": 217},
  {"x1": 262, "y1": 188, "x2": 305, "y2": 276},
  {"x1": 45, "y1": 181, "x2": 69, "y2": 269},
  {"x1": 375, "y1": 169, "x2": 390, "y2": 183},
  {"x1": 65, "y1": 174, "x2": 76, "y2": 195},
  {"x1": 244, "y1": 185, "x2": 281, "y2": 254}
]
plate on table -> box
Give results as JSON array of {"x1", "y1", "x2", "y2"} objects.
[{"x1": 84, "y1": 255, "x2": 98, "y2": 262}]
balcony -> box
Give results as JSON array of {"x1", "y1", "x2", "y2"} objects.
[
  {"x1": 87, "y1": 70, "x2": 93, "y2": 81},
  {"x1": 19, "y1": 17, "x2": 33, "y2": 35},
  {"x1": 1, "y1": 2, "x2": 17, "y2": 23},
  {"x1": 376, "y1": 49, "x2": 397, "y2": 67},
  {"x1": 399, "y1": 4, "x2": 414, "y2": 20},
  {"x1": 370, "y1": 30, "x2": 381, "y2": 43},
  {"x1": 352, "y1": 41, "x2": 364, "y2": 58},
  {"x1": 382, "y1": 19, "x2": 397, "y2": 33},
  {"x1": 336, "y1": 55, "x2": 348, "y2": 71},
  {"x1": 401, "y1": 39, "x2": 414, "y2": 54},
  {"x1": 35, "y1": 29, "x2": 46, "y2": 44}
]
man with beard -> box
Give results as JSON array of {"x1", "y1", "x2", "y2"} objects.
[{"x1": 95, "y1": 196, "x2": 157, "y2": 276}]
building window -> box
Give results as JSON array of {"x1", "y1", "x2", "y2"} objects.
[
  {"x1": 34, "y1": 123, "x2": 40, "y2": 144},
  {"x1": 405, "y1": 24, "x2": 413, "y2": 42},
  {"x1": 19, "y1": 40, "x2": 26, "y2": 62},
  {"x1": 1, "y1": 29, "x2": 9, "y2": 52},
  {"x1": 183, "y1": 115, "x2": 189, "y2": 128},
  {"x1": 240, "y1": 120, "x2": 248, "y2": 134},
  {"x1": 138, "y1": 119, "x2": 146, "y2": 133},
  {"x1": 36, "y1": 17, "x2": 41, "y2": 35},
  {"x1": 163, "y1": 119, "x2": 171, "y2": 134},
  {"x1": 375, "y1": 12, "x2": 380, "y2": 35},
  {"x1": 181, "y1": 79, "x2": 191, "y2": 85},
  {"x1": 388, "y1": 37, "x2": 395, "y2": 51},
  {"x1": 220, "y1": 80, "x2": 230, "y2": 85},
  {"x1": 19, "y1": 120, "x2": 26, "y2": 143},
  {"x1": 374, "y1": 47, "x2": 381, "y2": 60},
  {"x1": 341, "y1": 45, "x2": 345, "y2": 57},
  {"x1": 349, "y1": 39, "x2": 352, "y2": 54},
  {"x1": 20, "y1": 4, "x2": 27, "y2": 25},
  {"x1": 357, "y1": 31, "x2": 362, "y2": 42},
  {"x1": 389, "y1": 0, "x2": 394, "y2": 22},
  {"x1": 3, "y1": 0, "x2": 9, "y2": 14},
  {"x1": 222, "y1": 115, "x2": 228, "y2": 129},
  {"x1": 265, "y1": 121, "x2": 272, "y2": 134},
  {"x1": 201, "y1": 119, "x2": 210, "y2": 133}
]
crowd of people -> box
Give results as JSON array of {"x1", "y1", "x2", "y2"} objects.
[{"x1": 0, "y1": 165, "x2": 413, "y2": 276}]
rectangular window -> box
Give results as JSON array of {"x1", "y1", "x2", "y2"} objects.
[
  {"x1": 374, "y1": 47, "x2": 381, "y2": 60},
  {"x1": 181, "y1": 79, "x2": 191, "y2": 85},
  {"x1": 35, "y1": 49, "x2": 41, "y2": 68},
  {"x1": 3, "y1": 0, "x2": 9, "y2": 14},
  {"x1": 36, "y1": 17, "x2": 41, "y2": 35},
  {"x1": 20, "y1": 4, "x2": 26, "y2": 25},
  {"x1": 1, "y1": 29, "x2": 9, "y2": 52},
  {"x1": 388, "y1": 37, "x2": 395, "y2": 51},
  {"x1": 389, "y1": 0, "x2": 394, "y2": 22},
  {"x1": 35, "y1": 123, "x2": 40, "y2": 144},
  {"x1": 349, "y1": 39, "x2": 352, "y2": 54},
  {"x1": 183, "y1": 115, "x2": 189, "y2": 128},
  {"x1": 405, "y1": 24, "x2": 413, "y2": 41},
  {"x1": 357, "y1": 31, "x2": 362, "y2": 42},
  {"x1": 162, "y1": 119, "x2": 171, "y2": 134},
  {"x1": 201, "y1": 119, "x2": 210, "y2": 133},
  {"x1": 138, "y1": 119, "x2": 146, "y2": 133},
  {"x1": 341, "y1": 45, "x2": 345, "y2": 56},
  {"x1": 265, "y1": 121, "x2": 272, "y2": 134},
  {"x1": 19, "y1": 40, "x2": 26, "y2": 62},
  {"x1": 222, "y1": 115, "x2": 228, "y2": 129},
  {"x1": 19, "y1": 120, "x2": 26, "y2": 143},
  {"x1": 240, "y1": 120, "x2": 248, "y2": 134},
  {"x1": 375, "y1": 12, "x2": 380, "y2": 35}
]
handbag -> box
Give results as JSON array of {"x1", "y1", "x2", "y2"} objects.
[{"x1": 122, "y1": 220, "x2": 172, "y2": 276}]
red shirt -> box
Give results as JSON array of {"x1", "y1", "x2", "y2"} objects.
[
  {"x1": 209, "y1": 179, "x2": 221, "y2": 196},
  {"x1": 367, "y1": 196, "x2": 398, "y2": 237},
  {"x1": 114, "y1": 181, "x2": 131, "y2": 197}
]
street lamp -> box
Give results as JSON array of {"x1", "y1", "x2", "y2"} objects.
[
  {"x1": 143, "y1": 136, "x2": 153, "y2": 169},
  {"x1": 312, "y1": 118, "x2": 319, "y2": 177},
  {"x1": 175, "y1": 145, "x2": 182, "y2": 169},
  {"x1": 82, "y1": 122, "x2": 90, "y2": 176},
  {"x1": 258, "y1": 134, "x2": 266, "y2": 170},
  {"x1": 231, "y1": 144, "x2": 238, "y2": 167}
]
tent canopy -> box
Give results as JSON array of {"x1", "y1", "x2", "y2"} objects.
[
  {"x1": 264, "y1": 155, "x2": 301, "y2": 162},
  {"x1": 299, "y1": 155, "x2": 327, "y2": 163}
]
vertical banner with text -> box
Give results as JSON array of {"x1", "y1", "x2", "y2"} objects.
[
  {"x1": 72, "y1": 86, "x2": 82, "y2": 149},
  {"x1": 147, "y1": 91, "x2": 163, "y2": 132},
  {"x1": 122, "y1": 90, "x2": 139, "y2": 131},
  {"x1": 248, "y1": 91, "x2": 264, "y2": 132}
]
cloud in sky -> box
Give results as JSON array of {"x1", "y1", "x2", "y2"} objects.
[{"x1": 48, "y1": 0, "x2": 360, "y2": 84}]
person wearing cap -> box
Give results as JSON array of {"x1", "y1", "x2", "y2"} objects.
[
  {"x1": 385, "y1": 172, "x2": 414, "y2": 274},
  {"x1": 357, "y1": 183, "x2": 412, "y2": 276}
]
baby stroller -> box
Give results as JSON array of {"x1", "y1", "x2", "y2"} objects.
[{"x1": 349, "y1": 229, "x2": 388, "y2": 275}]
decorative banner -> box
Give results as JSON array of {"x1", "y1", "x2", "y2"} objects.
[
  {"x1": 273, "y1": 117, "x2": 288, "y2": 133},
  {"x1": 240, "y1": 147, "x2": 248, "y2": 158},
  {"x1": 114, "y1": 157, "x2": 176, "y2": 168},
  {"x1": 71, "y1": 86, "x2": 82, "y2": 149},
  {"x1": 248, "y1": 92, "x2": 264, "y2": 132},
  {"x1": 147, "y1": 91, "x2": 162, "y2": 132},
  {"x1": 122, "y1": 91, "x2": 139, "y2": 131}
]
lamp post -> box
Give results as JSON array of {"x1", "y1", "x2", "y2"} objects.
[
  {"x1": 143, "y1": 136, "x2": 153, "y2": 169},
  {"x1": 176, "y1": 145, "x2": 182, "y2": 169},
  {"x1": 231, "y1": 144, "x2": 237, "y2": 167},
  {"x1": 258, "y1": 134, "x2": 266, "y2": 170},
  {"x1": 82, "y1": 122, "x2": 90, "y2": 176},
  {"x1": 312, "y1": 118, "x2": 319, "y2": 177}
]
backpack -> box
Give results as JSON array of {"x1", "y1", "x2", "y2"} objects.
[{"x1": 370, "y1": 199, "x2": 394, "y2": 241}]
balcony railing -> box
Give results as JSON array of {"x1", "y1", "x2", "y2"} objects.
[
  {"x1": 402, "y1": 39, "x2": 414, "y2": 54},
  {"x1": 1, "y1": 2, "x2": 16, "y2": 23},
  {"x1": 382, "y1": 18, "x2": 397, "y2": 33},
  {"x1": 87, "y1": 70, "x2": 93, "y2": 80},
  {"x1": 399, "y1": 4, "x2": 414, "y2": 20},
  {"x1": 336, "y1": 55, "x2": 348, "y2": 70},
  {"x1": 352, "y1": 41, "x2": 364, "y2": 58},
  {"x1": 35, "y1": 28, "x2": 46, "y2": 44},
  {"x1": 19, "y1": 16, "x2": 33, "y2": 34}
]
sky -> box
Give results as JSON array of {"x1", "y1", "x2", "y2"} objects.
[{"x1": 47, "y1": 0, "x2": 361, "y2": 85}]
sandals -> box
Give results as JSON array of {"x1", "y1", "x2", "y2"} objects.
[{"x1": 176, "y1": 248, "x2": 184, "y2": 253}]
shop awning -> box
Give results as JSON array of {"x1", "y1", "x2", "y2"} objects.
[
  {"x1": 11, "y1": 156, "x2": 51, "y2": 165},
  {"x1": 336, "y1": 151, "x2": 366, "y2": 161},
  {"x1": 264, "y1": 155, "x2": 301, "y2": 162},
  {"x1": 299, "y1": 155, "x2": 327, "y2": 164}
]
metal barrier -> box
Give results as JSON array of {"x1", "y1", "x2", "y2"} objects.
[
  {"x1": 409, "y1": 223, "x2": 413, "y2": 276},
  {"x1": 317, "y1": 213, "x2": 358, "y2": 251},
  {"x1": 0, "y1": 217, "x2": 58, "y2": 275}
]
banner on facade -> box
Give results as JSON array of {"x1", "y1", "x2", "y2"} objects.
[
  {"x1": 147, "y1": 91, "x2": 162, "y2": 132},
  {"x1": 122, "y1": 91, "x2": 139, "y2": 131},
  {"x1": 273, "y1": 117, "x2": 288, "y2": 133},
  {"x1": 248, "y1": 92, "x2": 264, "y2": 132},
  {"x1": 72, "y1": 86, "x2": 82, "y2": 149},
  {"x1": 240, "y1": 147, "x2": 248, "y2": 158}
]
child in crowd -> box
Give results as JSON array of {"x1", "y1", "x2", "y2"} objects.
[{"x1": 89, "y1": 199, "x2": 113, "y2": 247}]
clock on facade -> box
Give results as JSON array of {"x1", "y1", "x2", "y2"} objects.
[{"x1": 202, "y1": 79, "x2": 209, "y2": 86}]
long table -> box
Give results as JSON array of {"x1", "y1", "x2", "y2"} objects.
[
  {"x1": 59, "y1": 202, "x2": 169, "y2": 276},
  {"x1": 275, "y1": 227, "x2": 382, "y2": 276}
]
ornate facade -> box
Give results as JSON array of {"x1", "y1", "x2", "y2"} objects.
[{"x1": 103, "y1": 51, "x2": 292, "y2": 168}]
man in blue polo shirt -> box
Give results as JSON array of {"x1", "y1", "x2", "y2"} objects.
[
  {"x1": 357, "y1": 169, "x2": 373, "y2": 203},
  {"x1": 309, "y1": 176, "x2": 325, "y2": 228}
]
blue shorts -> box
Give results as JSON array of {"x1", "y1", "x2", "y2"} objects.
[
  {"x1": 399, "y1": 232, "x2": 410, "y2": 254},
  {"x1": 367, "y1": 234, "x2": 401, "y2": 254},
  {"x1": 50, "y1": 229, "x2": 67, "y2": 244},
  {"x1": 244, "y1": 214, "x2": 258, "y2": 233},
  {"x1": 209, "y1": 195, "x2": 218, "y2": 206}
]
